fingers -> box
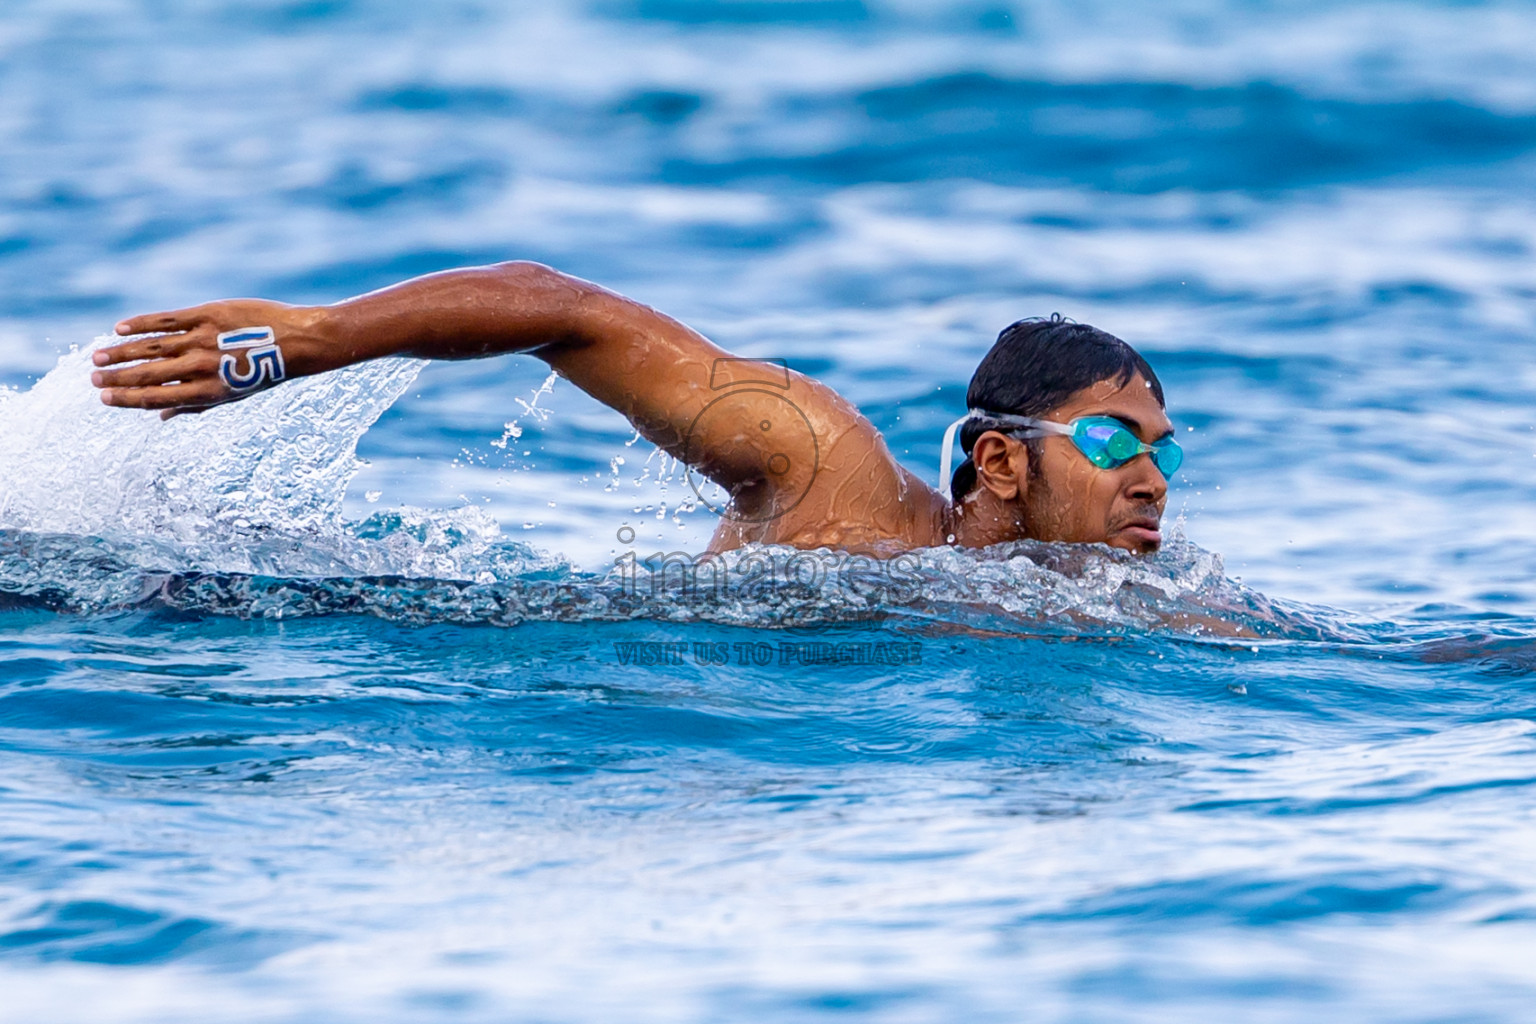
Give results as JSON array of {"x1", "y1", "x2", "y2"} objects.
[
  {"x1": 93, "y1": 331, "x2": 204, "y2": 367},
  {"x1": 98, "y1": 299, "x2": 292, "y2": 415},
  {"x1": 92, "y1": 350, "x2": 216, "y2": 389},
  {"x1": 99, "y1": 380, "x2": 227, "y2": 411},
  {"x1": 97, "y1": 305, "x2": 215, "y2": 367},
  {"x1": 114, "y1": 305, "x2": 211, "y2": 338}
]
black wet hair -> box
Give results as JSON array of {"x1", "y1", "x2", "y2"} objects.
[{"x1": 949, "y1": 315, "x2": 1165, "y2": 499}]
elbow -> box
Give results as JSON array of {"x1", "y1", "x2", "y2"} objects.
[
  {"x1": 486, "y1": 260, "x2": 600, "y2": 355},
  {"x1": 489, "y1": 259, "x2": 563, "y2": 288},
  {"x1": 487, "y1": 260, "x2": 597, "y2": 311}
]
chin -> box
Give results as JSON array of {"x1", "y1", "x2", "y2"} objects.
[{"x1": 1105, "y1": 530, "x2": 1162, "y2": 555}]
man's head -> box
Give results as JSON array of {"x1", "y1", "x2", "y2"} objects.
[{"x1": 950, "y1": 316, "x2": 1173, "y2": 554}]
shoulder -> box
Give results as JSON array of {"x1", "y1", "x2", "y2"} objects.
[{"x1": 740, "y1": 373, "x2": 945, "y2": 550}]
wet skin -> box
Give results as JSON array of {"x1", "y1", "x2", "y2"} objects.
[
  {"x1": 958, "y1": 374, "x2": 1173, "y2": 556},
  {"x1": 89, "y1": 261, "x2": 1172, "y2": 556}
]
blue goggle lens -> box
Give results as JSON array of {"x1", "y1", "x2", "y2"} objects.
[{"x1": 1071, "y1": 417, "x2": 1182, "y2": 479}]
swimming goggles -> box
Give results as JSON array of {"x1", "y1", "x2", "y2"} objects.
[{"x1": 939, "y1": 409, "x2": 1183, "y2": 498}]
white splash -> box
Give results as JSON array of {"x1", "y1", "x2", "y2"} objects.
[
  {"x1": 0, "y1": 340, "x2": 522, "y2": 581},
  {"x1": 490, "y1": 370, "x2": 559, "y2": 450},
  {"x1": 0, "y1": 341, "x2": 420, "y2": 538}
]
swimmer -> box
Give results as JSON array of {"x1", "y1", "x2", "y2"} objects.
[{"x1": 90, "y1": 262, "x2": 1178, "y2": 556}]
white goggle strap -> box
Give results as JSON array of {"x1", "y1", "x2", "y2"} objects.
[
  {"x1": 980, "y1": 411, "x2": 1075, "y2": 437},
  {"x1": 938, "y1": 411, "x2": 1074, "y2": 499},
  {"x1": 938, "y1": 413, "x2": 972, "y2": 500}
]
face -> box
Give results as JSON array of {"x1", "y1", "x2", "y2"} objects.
[{"x1": 1014, "y1": 373, "x2": 1173, "y2": 554}]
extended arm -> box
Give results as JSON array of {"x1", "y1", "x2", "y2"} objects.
[{"x1": 92, "y1": 261, "x2": 869, "y2": 508}]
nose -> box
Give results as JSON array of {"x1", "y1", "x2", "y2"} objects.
[{"x1": 1124, "y1": 453, "x2": 1167, "y2": 506}]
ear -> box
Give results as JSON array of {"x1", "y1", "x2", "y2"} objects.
[{"x1": 970, "y1": 431, "x2": 1029, "y2": 502}]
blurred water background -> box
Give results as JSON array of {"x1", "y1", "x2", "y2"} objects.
[{"x1": 3, "y1": 1, "x2": 1536, "y2": 1021}]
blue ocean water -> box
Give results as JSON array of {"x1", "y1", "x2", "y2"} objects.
[{"x1": 4, "y1": 1, "x2": 1536, "y2": 1020}]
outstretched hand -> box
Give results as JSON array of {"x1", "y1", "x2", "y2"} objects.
[{"x1": 93, "y1": 299, "x2": 324, "y2": 420}]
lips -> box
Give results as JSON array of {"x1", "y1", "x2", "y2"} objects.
[
  {"x1": 1114, "y1": 514, "x2": 1162, "y2": 548},
  {"x1": 1119, "y1": 524, "x2": 1162, "y2": 545}
]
